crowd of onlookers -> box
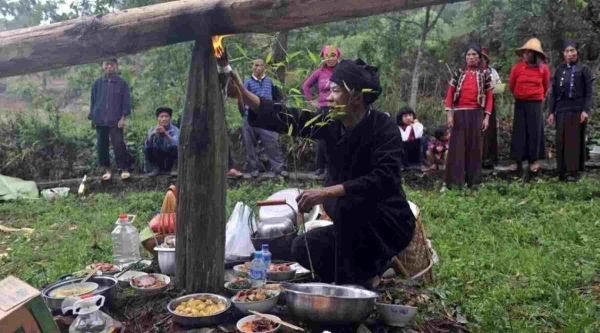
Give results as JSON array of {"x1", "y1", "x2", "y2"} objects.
[{"x1": 89, "y1": 37, "x2": 594, "y2": 187}]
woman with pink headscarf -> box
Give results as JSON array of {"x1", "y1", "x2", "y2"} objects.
[{"x1": 302, "y1": 45, "x2": 342, "y2": 177}]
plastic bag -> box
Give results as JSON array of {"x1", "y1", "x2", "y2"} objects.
[{"x1": 225, "y1": 202, "x2": 256, "y2": 260}]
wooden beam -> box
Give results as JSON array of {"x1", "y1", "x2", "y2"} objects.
[
  {"x1": 0, "y1": 0, "x2": 464, "y2": 78},
  {"x1": 175, "y1": 34, "x2": 226, "y2": 292}
]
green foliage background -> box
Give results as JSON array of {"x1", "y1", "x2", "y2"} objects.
[{"x1": 0, "y1": 0, "x2": 599, "y2": 179}]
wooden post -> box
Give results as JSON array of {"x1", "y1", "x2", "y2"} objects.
[{"x1": 175, "y1": 34, "x2": 226, "y2": 293}]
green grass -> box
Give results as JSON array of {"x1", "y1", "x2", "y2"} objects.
[
  {"x1": 1, "y1": 178, "x2": 600, "y2": 331},
  {"x1": 406, "y1": 178, "x2": 600, "y2": 332}
]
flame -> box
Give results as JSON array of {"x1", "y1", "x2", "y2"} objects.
[{"x1": 212, "y1": 35, "x2": 225, "y2": 59}]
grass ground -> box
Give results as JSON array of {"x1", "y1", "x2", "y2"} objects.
[{"x1": 1, "y1": 178, "x2": 599, "y2": 332}]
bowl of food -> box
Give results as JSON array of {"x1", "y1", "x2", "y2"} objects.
[
  {"x1": 231, "y1": 288, "x2": 280, "y2": 314},
  {"x1": 130, "y1": 273, "x2": 170, "y2": 295},
  {"x1": 167, "y1": 293, "x2": 230, "y2": 327},
  {"x1": 233, "y1": 263, "x2": 250, "y2": 277},
  {"x1": 224, "y1": 278, "x2": 252, "y2": 295},
  {"x1": 267, "y1": 262, "x2": 296, "y2": 281},
  {"x1": 116, "y1": 271, "x2": 147, "y2": 287},
  {"x1": 87, "y1": 262, "x2": 121, "y2": 275},
  {"x1": 236, "y1": 314, "x2": 281, "y2": 333}
]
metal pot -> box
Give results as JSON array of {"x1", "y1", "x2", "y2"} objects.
[
  {"x1": 251, "y1": 230, "x2": 296, "y2": 261},
  {"x1": 154, "y1": 246, "x2": 176, "y2": 275},
  {"x1": 42, "y1": 275, "x2": 118, "y2": 314},
  {"x1": 167, "y1": 293, "x2": 231, "y2": 327},
  {"x1": 282, "y1": 283, "x2": 377, "y2": 324}
]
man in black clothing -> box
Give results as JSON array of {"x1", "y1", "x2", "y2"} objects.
[
  {"x1": 226, "y1": 59, "x2": 415, "y2": 288},
  {"x1": 89, "y1": 58, "x2": 132, "y2": 181}
]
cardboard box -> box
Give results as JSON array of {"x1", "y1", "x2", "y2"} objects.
[{"x1": 0, "y1": 275, "x2": 58, "y2": 333}]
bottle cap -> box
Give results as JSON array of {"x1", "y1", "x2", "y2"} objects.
[
  {"x1": 261, "y1": 244, "x2": 269, "y2": 250},
  {"x1": 119, "y1": 213, "x2": 128, "y2": 221}
]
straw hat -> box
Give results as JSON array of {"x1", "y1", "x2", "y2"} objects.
[{"x1": 515, "y1": 38, "x2": 546, "y2": 60}]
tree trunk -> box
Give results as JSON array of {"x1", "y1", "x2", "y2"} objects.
[
  {"x1": 175, "y1": 35, "x2": 226, "y2": 293},
  {"x1": 0, "y1": 0, "x2": 463, "y2": 78},
  {"x1": 408, "y1": 4, "x2": 445, "y2": 110},
  {"x1": 271, "y1": 30, "x2": 288, "y2": 85}
]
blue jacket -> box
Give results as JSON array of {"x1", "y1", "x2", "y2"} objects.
[
  {"x1": 144, "y1": 124, "x2": 180, "y2": 150},
  {"x1": 89, "y1": 75, "x2": 131, "y2": 126}
]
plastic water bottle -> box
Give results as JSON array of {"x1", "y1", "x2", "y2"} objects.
[
  {"x1": 261, "y1": 244, "x2": 272, "y2": 269},
  {"x1": 111, "y1": 213, "x2": 141, "y2": 267},
  {"x1": 249, "y1": 251, "x2": 267, "y2": 287}
]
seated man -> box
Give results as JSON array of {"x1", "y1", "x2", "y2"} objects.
[
  {"x1": 144, "y1": 107, "x2": 180, "y2": 176},
  {"x1": 226, "y1": 58, "x2": 415, "y2": 288}
]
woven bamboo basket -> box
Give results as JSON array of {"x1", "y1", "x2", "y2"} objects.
[{"x1": 392, "y1": 202, "x2": 434, "y2": 284}]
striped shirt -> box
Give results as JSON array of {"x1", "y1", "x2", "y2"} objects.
[{"x1": 244, "y1": 75, "x2": 274, "y2": 100}]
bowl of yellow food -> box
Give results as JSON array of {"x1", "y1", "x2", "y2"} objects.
[{"x1": 167, "y1": 293, "x2": 231, "y2": 327}]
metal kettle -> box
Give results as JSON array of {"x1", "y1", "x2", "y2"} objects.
[{"x1": 251, "y1": 199, "x2": 297, "y2": 239}]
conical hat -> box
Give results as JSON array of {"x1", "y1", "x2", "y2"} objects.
[{"x1": 515, "y1": 38, "x2": 546, "y2": 60}]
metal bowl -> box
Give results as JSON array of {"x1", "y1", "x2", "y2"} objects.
[
  {"x1": 282, "y1": 283, "x2": 378, "y2": 324},
  {"x1": 154, "y1": 246, "x2": 176, "y2": 275},
  {"x1": 42, "y1": 275, "x2": 118, "y2": 314},
  {"x1": 167, "y1": 293, "x2": 231, "y2": 328}
]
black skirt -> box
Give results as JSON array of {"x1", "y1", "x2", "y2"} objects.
[
  {"x1": 510, "y1": 100, "x2": 545, "y2": 162},
  {"x1": 555, "y1": 112, "x2": 586, "y2": 173}
]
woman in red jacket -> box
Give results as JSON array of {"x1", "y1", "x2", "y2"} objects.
[
  {"x1": 444, "y1": 43, "x2": 493, "y2": 189},
  {"x1": 509, "y1": 38, "x2": 550, "y2": 177}
]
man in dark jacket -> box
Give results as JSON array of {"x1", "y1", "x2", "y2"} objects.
[
  {"x1": 144, "y1": 107, "x2": 180, "y2": 176},
  {"x1": 226, "y1": 59, "x2": 415, "y2": 288},
  {"x1": 89, "y1": 58, "x2": 132, "y2": 180}
]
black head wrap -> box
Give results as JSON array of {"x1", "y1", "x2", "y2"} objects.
[
  {"x1": 396, "y1": 106, "x2": 416, "y2": 126},
  {"x1": 563, "y1": 40, "x2": 578, "y2": 51},
  {"x1": 465, "y1": 42, "x2": 483, "y2": 58},
  {"x1": 156, "y1": 107, "x2": 173, "y2": 118},
  {"x1": 329, "y1": 59, "x2": 382, "y2": 105}
]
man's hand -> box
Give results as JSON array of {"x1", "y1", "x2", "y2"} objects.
[
  {"x1": 547, "y1": 113, "x2": 555, "y2": 126},
  {"x1": 581, "y1": 111, "x2": 589, "y2": 124},
  {"x1": 482, "y1": 114, "x2": 490, "y2": 131},
  {"x1": 296, "y1": 189, "x2": 328, "y2": 214},
  {"x1": 216, "y1": 48, "x2": 229, "y2": 68},
  {"x1": 156, "y1": 126, "x2": 166, "y2": 135},
  {"x1": 117, "y1": 117, "x2": 125, "y2": 129},
  {"x1": 296, "y1": 185, "x2": 346, "y2": 214}
]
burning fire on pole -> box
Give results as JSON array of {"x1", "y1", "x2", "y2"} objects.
[
  {"x1": 212, "y1": 35, "x2": 227, "y2": 61},
  {"x1": 213, "y1": 35, "x2": 241, "y2": 99}
]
